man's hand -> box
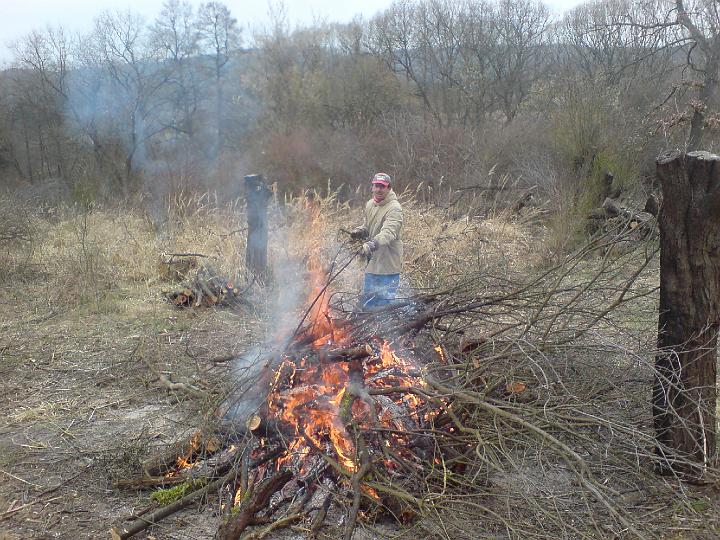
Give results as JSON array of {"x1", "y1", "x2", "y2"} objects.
[
  {"x1": 349, "y1": 227, "x2": 368, "y2": 240},
  {"x1": 361, "y1": 240, "x2": 378, "y2": 258}
]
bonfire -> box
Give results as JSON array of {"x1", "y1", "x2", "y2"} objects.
[{"x1": 112, "y1": 207, "x2": 446, "y2": 540}]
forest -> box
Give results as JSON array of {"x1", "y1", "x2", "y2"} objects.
[{"x1": 1, "y1": 0, "x2": 719, "y2": 539}]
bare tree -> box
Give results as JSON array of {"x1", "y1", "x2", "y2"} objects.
[
  {"x1": 674, "y1": 0, "x2": 720, "y2": 149},
  {"x1": 151, "y1": 0, "x2": 202, "y2": 139},
  {"x1": 601, "y1": 0, "x2": 720, "y2": 149},
  {"x1": 197, "y1": 1, "x2": 240, "y2": 158},
  {"x1": 11, "y1": 29, "x2": 76, "y2": 182},
  {"x1": 367, "y1": 0, "x2": 442, "y2": 125},
  {"x1": 456, "y1": 0, "x2": 497, "y2": 125},
  {"x1": 487, "y1": 0, "x2": 550, "y2": 124},
  {"x1": 559, "y1": 0, "x2": 646, "y2": 83},
  {"x1": 91, "y1": 10, "x2": 173, "y2": 192}
]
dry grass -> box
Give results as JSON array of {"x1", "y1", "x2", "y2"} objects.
[{"x1": 0, "y1": 191, "x2": 717, "y2": 539}]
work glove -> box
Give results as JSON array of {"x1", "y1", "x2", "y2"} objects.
[
  {"x1": 361, "y1": 240, "x2": 378, "y2": 258},
  {"x1": 349, "y1": 227, "x2": 368, "y2": 240}
]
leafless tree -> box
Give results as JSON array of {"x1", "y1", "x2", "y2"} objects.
[
  {"x1": 151, "y1": 0, "x2": 202, "y2": 139},
  {"x1": 10, "y1": 29, "x2": 76, "y2": 182},
  {"x1": 197, "y1": 1, "x2": 241, "y2": 158},
  {"x1": 367, "y1": 0, "x2": 442, "y2": 125},
  {"x1": 91, "y1": 10, "x2": 173, "y2": 191},
  {"x1": 486, "y1": 0, "x2": 550, "y2": 124},
  {"x1": 674, "y1": 0, "x2": 720, "y2": 149}
]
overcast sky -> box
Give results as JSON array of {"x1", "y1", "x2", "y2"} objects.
[{"x1": 1, "y1": 0, "x2": 587, "y2": 65}]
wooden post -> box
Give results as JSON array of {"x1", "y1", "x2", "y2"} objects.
[
  {"x1": 244, "y1": 174, "x2": 271, "y2": 279},
  {"x1": 654, "y1": 151, "x2": 720, "y2": 478}
]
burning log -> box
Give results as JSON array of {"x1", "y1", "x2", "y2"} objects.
[
  {"x1": 142, "y1": 428, "x2": 224, "y2": 478},
  {"x1": 322, "y1": 343, "x2": 373, "y2": 362}
]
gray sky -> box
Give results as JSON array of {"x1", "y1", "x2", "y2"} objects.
[{"x1": 1, "y1": 0, "x2": 587, "y2": 65}]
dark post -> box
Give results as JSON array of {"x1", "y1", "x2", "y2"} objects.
[
  {"x1": 654, "y1": 151, "x2": 720, "y2": 478},
  {"x1": 244, "y1": 174, "x2": 271, "y2": 278}
]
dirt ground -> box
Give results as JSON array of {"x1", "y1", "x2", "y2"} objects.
[
  {"x1": 0, "y1": 281, "x2": 273, "y2": 539},
  {"x1": 3, "y1": 203, "x2": 720, "y2": 540}
]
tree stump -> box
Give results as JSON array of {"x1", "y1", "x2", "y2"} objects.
[
  {"x1": 654, "y1": 150, "x2": 720, "y2": 478},
  {"x1": 244, "y1": 174, "x2": 271, "y2": 279}
]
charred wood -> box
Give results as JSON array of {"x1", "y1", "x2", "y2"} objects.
[
  {"x1": 322, "y1": 344, "x2": 373, "y2": 362},
  {"x1": 308, "y1": 492, "x2": 332, "y2": 540},
  {"x1": 215, "y1": 470, "x2": 293, "y2": 540}
]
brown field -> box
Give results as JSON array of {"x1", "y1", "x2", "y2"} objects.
[{"x1": 1, "y1": 193, "x2": 718, "y2": 539}]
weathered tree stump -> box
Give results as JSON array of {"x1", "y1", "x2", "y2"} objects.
[
  {"x1": 244, "y1": 174, "x2": 271, "y2": 279},
  {"x1": 654, "y1": 150, "x2": 720, "y2": 478}
]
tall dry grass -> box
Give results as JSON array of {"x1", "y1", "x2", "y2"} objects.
[{"x1": 1, "y1": 187, "x2": 536, "y2": 315}]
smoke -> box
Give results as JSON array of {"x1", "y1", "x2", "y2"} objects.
[
  {"x1": 53, "y1": 8, "x2": 258, "y2": 203},
  {"x1": 222, "y1": 345, "x2": 268, "y2": 429},
  {"x1": 222, "y1": 209, "x2": 312, "y2": 429}
]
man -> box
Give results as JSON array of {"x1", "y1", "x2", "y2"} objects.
[{"x1": 350, "y1": 172, "x2": 404, "y2": 309}]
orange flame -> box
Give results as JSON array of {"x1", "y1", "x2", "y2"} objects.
[{"x1": 249, "y1": 198, "x2": 432, "y2": 487}]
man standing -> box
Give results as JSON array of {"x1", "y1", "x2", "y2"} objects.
[{"x1": 350, "y1": 172, "x2": 404, "y2": 309}]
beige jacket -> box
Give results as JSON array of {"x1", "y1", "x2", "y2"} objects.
[{"x1": 358, "y1": 190, "x2": 403, "y2": 274}]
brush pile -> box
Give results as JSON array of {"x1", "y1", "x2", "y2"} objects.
[
  {"x1": 165, "y1": 262, "x2": 247, "y2": 308},
  {"x1": 111, "y1": 208, "x2": 720, "y2": 540}
]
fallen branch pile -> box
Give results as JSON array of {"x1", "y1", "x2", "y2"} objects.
[
  {"x1": 112, "y1": 224, "x2": 720, "y2": 539},
  {"x1": 165, "y1": 263, "x2": 249, "y2": 308}
]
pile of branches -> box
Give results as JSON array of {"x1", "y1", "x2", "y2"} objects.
[
  {"x1": 114, "y1": 222, "x2": 719, "y2": 539},
  {"x1": 165, "y1": 262, "x2": 250, "y2": 308}
]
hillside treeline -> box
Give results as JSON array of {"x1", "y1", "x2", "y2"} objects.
[{"x1": 0, "y1": 0, "x2": 718, "y2": 214}]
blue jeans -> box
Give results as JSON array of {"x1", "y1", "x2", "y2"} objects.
[{"x1": 362, "y1": 273, "x2": 400, "y2": 309}]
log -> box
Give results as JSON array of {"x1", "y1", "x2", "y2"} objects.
[
  {"x1": 142, "y1": 428, "x2": 223, "y2": 477},
  {"x1": 323, "y1": 344, "x2": 373, "y2": 362},
  {"x1": 166, "y1": 264, "x2": 244, "y2": 309},
  {"x1": 110, "y1": 472, "x2": 230, "y2": 540},
  {"x1": 120, "y1": 441, "x2": 241, "y2": 491},
  {"x1": 601, "y1": 197, "x2": 654, "y2": 226},
  {"x1": 215, "y1": 470, "x2": 293, "y2": 540},
  {"x1": 245, "y1": 414, "x2": 294, "y2": 439},
  {"x1": 653, "y1": 151, "x2": 720, "y2": 479}
]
